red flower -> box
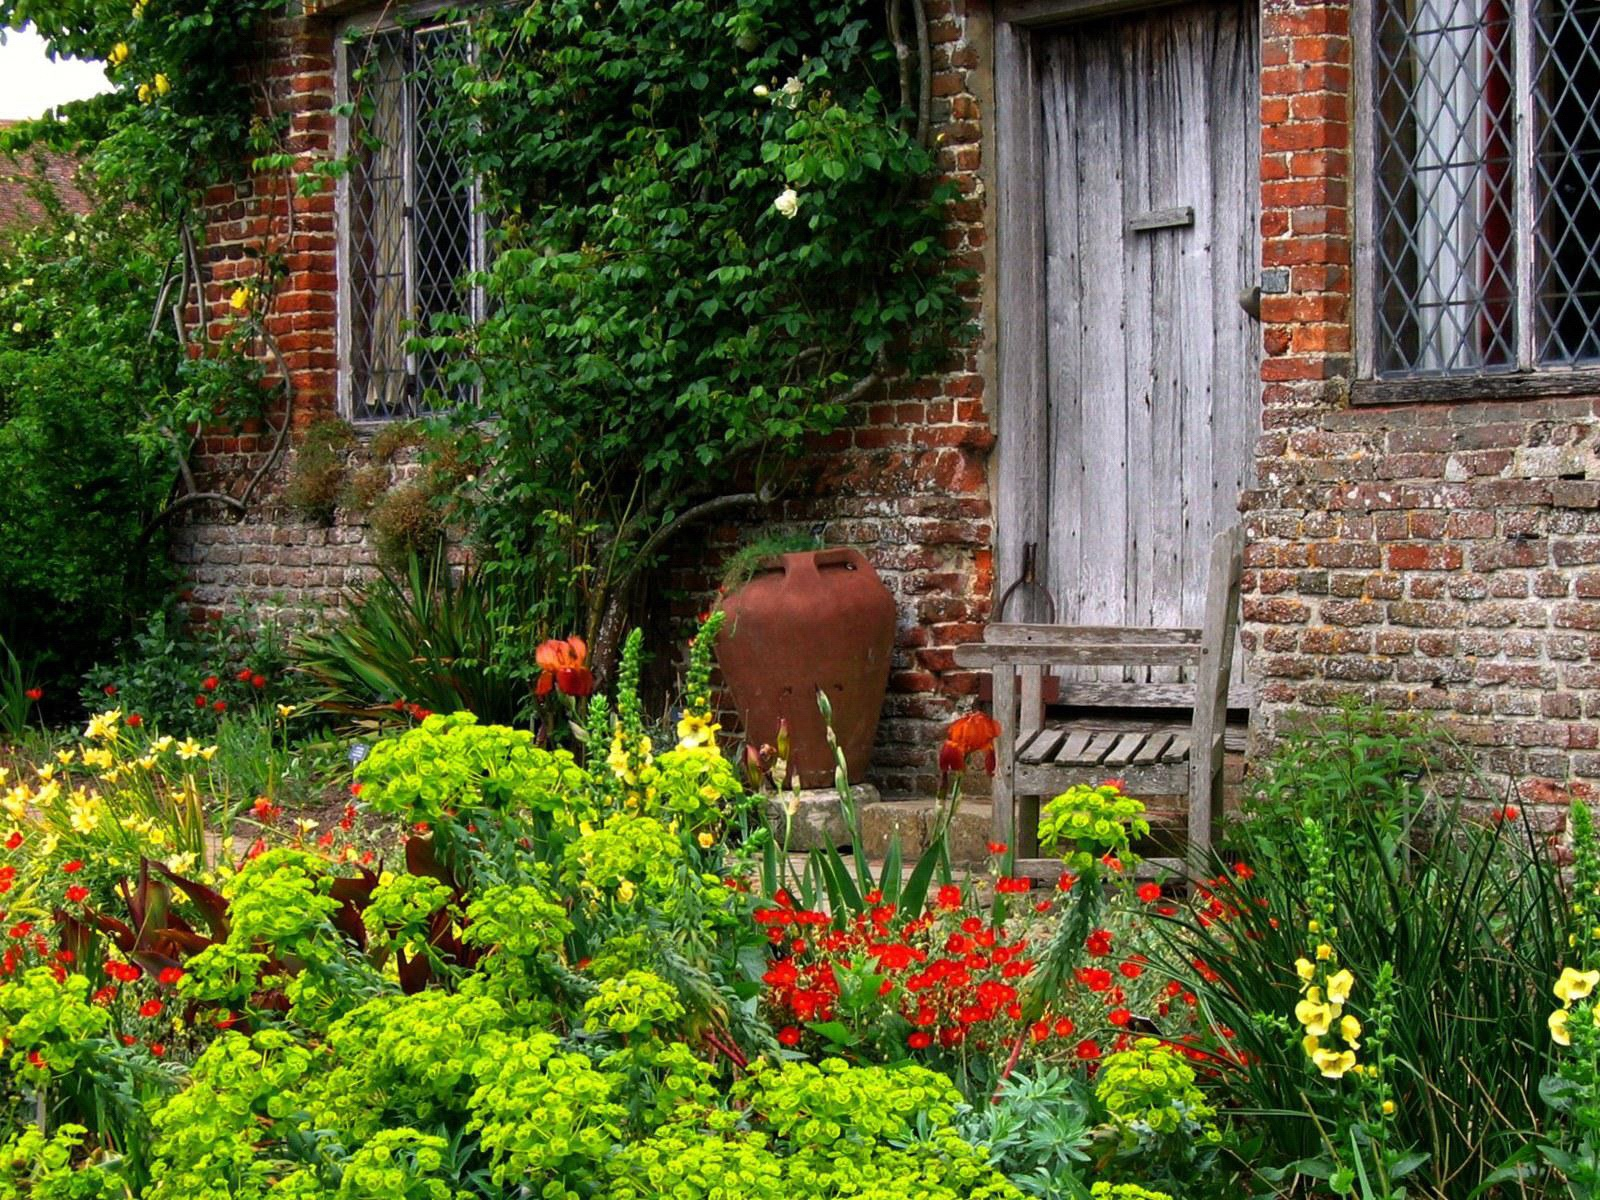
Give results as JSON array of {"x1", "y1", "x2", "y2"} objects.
[
  {"x1": 4, "y1": 832, "x2": 21, "y2": 851},
  {"x1": 987, "y1": 841, "x2": 1008, "y2": 855},
  {"x1": 23, "y1": 687, "x2": 41, "y2": 702},
  {"x1": 1118, "y1": 960, "x2": 1143, "y2": 979},
  {"x1": 213, "y1": 700, "x2": 227, "y2": 713},
  {"x1": 149, "y1": 1043, "x2": 166, "y2": 1058},
  {"x1": 158, "y1": 967, "x2": 184, "y2": 985},
  {"x1": 1493, "y1": 805, "x2": 1521, "y2": 823},
  {"x1": 1233, "y1": 862, "x2": 1255, "y2": 880},
  {"x1": 201, "y1": 676, "x2": 219, "y2": 692},
  {"x1": 536, "y1": 637, "x2": 593, "y2": 698},
  {"x1": 27, "y1": 1050, "x2": 45, "y2": 1070},
  {"x1": 1084, "y1": 929, "x2": 1113, "y2": 957},
  {"x1": 194, "y1": 696, "x2": 208, "y2": 708},
  {"x1": 1075, "y1": 1038, "x2": 1102, "y2": 1060},
  {"x1": 62, "y1": 861, "x2": 84, "y2": 874},
  {"x1": 65, "y1": 885, "x2": 89, "y2": 904},
  {"x1": 102, "y1": 684, "x2": 118, "y2": 696},
  {"x1": 251, "y1": 674, "x2": 267, "y2": 689},
  {"x1": 936, "y1": 884, "x2": 962, "y2": 909},
  {"x1": 1054, "y1": 1017, "x2": 1075, "y2": 1038},
  {"x1": 937, "y1": 741, "x2": 964, "y2": 774},
  {"x1": 1108, "y1": 1007, "x2": 1132, "y2": 1027},
  {"x1": 139, "y1": 999, "x2": 163, "y2": 1019},
  {"x1": 1138, "y1": 882, "x2": 1162, "y2": 903},
  {"x1": 126, "y1": 713, "x2": 143, "y2": 728},
  {"x1": 106, "y1": 962, "x2": 142, "y2": 983},
  {"x1": 777, "y1": 1025, "x2": 802, "y2": 1047},
  {"x1": 907, "y1": 1031, "x2": 932, "y2": 1050},
  {"x1": 236, "y1": 668, "x2": 254, "y2": 682},
  {"x1": 252, "y1": 797, "x2": 282, "y2": 823},
  {"x1": 92, "y1": 986, "x2": 116, "y2": 1005}
]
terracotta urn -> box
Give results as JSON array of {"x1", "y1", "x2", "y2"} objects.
[{"x1": 715, "y1": 548, "x2": 896, "y2": 787}]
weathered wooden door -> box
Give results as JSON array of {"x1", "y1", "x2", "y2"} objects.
[{"x1": 996, "y1": 0, "x2": 1260, "y2": 642}]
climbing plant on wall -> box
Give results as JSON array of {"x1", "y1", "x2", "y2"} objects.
[{"x1": 427, "y1": 0, "x2": 967, "y2": 674}]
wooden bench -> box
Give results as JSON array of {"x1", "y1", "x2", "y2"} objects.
[{"x1": 953, "y1": 526, "x2": 1245, "y2": 876}]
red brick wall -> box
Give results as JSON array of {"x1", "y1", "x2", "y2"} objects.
[
  {"x1": 176, "y1": 3, "x2": 997, "y2": 796},
  {"x1": 1247, "y1": 0, "x2": 1600, "y2": 821}
]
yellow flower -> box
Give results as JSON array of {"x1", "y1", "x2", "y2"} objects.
[
  {"x1": 617, "y1": 880, "x2": 637, "y2": 903},
  {"x1": 80, "y1": 748, "x2": 113, "y2": 771},
  {"x1": 137, "y1": 755, "x2": 157, "y2": 771},
  {"x1": 1, "y1": 786, "x2": 28, "y2": 821},
  {"x1": 137, "y1": 83, "x2": 152, "y2": 104},
  {"x1": 152, "y1": 736, "x2": 174, "y2": 754},
  {"x1": 108, "y1": 42, "x2": 130, "y2": 67},
  {"x1": 295, "y1": 818, "x2": 318, "y2": 836},
  {"x1": 1315, "y1": 942, "x2": 1333, "y2": 961},
  {"x1": 229, "y1": 286, "x2": 255, "y2": 313},
  {"x1": 696, "y1": 830, "x2": 716, "y2": 849},
  {"x1": 200, "y1": 746, "x2": 218, "y2": 762},
  {"x1": 1307, "y1": 920, "x2": 1321, "y2": 934},
  {"x1": 154, "y1": 72, "x2": 169, "y2": 95},
  {"x1": 1382, "y1": 1099, "x2": 1396, "y2": 1116},
  {"x1": 1551, "y1": 1008, "x2": 1573, "y2": 1046},
  {"x1": 277, "y1": 704, "x2": 295, "y2": 719},
  {"x1": 1312, "y1": 1048, "x2": 1358, "y2": 1079},
  {"x1": 55, "y1": 749, "x2": 76, "y2": 766},
  {"x1": 176, "y1": 739, "x2": 202, "y2": 761},
  {"x1": 676, "y1": 712, "x2": 721, "y2": 751},
  {"x1": 35, "y1": 764, "x2": 56, "y2": 784},
  {"x1": 1339, "y1": 1014, "x2": 1362, "y2": 1049},
  {"x1": 1295, "y1": 957, "x2": 1316, "y2": 985},
  {"x1": 1555, "y1": 967, "x2": 1600, "y2": 1006},
  {"x1": 85, "y1": 709, "x2": 122, "y2": 741},
  {"x1": 1325, "y1": 969, "x2": 1355, "y2": 1006},
  {"x1": 1301, "y1": 1033, "x2": 1320, "y2": 1057},
  {"x1": 68, "y1": 795, "x2": 103, "y2": 836},
  {"x1": 1295, "y1": 991, "x2": 1337, "y2": 1037}
]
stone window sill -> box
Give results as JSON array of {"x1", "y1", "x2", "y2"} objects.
[{"x1": 1350, "y1": 369, "x2": 1600, "y2": 408}]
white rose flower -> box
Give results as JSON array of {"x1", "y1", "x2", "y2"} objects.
[
  {"x1": 773, "y1": 188, "x2": 800, "y2": 219},
  {"x1": 781, "y1": 75, "x2": 803, "y2": 107},
  {"x1": 753, "y1": 84, "x2": 769, "y2": 98}
]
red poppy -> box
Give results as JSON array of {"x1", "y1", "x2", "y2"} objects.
[
  {"x1": 1118, "y1": 960, "x2": 1143, "y2": 979},
  {"x1": 1084, "y1": 929, "x2": 1113, "y2": 957},
  {"x1": 777, "y1": 1025, "x2": 802, "y2": 1047},
  {"x1": 212, "y1": 700, "x2": 227, "y2": 713},
  {"x1": 251, "y1": 675, "x2": 267, "y2": 689},
  {"x1": 23, "y1": 687, "x2": 41, "y2": 702},
  {"x1": 65, "y1": 885, "x2": 89, "y2": 904},
  {"x1": 149, "y1": 1043, "x2": 166, "y2": 1058},
  {"x1": 907, "y1": 1031, "x2": 932, "y2": 1050},
  {"x1": 1054, "y1": 1017, "x2": 1075, "y2": 1038},
  {"x1": 62, "y1": 861, "x2": 83, "y2": 874},
  {"x1": 4, "y1": 832, "x2": 20, "y2": 851},
  {"x1": 139, "y1": 999, "x2": 163, "y2": 1019},
  {"x1": 236, "y1": 668, "x2": 254, "y2": 682},
  {"x1": 1108, "y1": 1007, "x2": 1132, "y2": 1027},
  {"x1": 936, "y1": 884, "x2": 962, "y2": 909},
  {"x1": 536, "y1": 637, "x2": 593, "y2": 698},
  {"x1": 194, "y1": 696, "x2": 208, "y2": 708},
  {"x1": 106, "y1": 962, "x2": 141, "y2": 983},
  {"x1": 201, "y1": 676, "x2": 219, "y2": 692},
  {"x1": 1138, "y1": 882, "x2": 1162, "y2": 903},
  {"x1": 158, "y1": 967, "x2": 184, "y2": 985},
  {"x1": 126, "y1": 713, "x2": 143, "y2": 728},
  {"x1": 1075, "y1": 1038, "x2": 1102, "y2": 1060}
]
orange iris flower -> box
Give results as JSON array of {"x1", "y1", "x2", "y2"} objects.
[
  {"x1": 940, "y1": 711, "x2": 1002, "y2": 776},
  {"x1": 535, "y1": 636, "x2": 595, "y2": 698}
]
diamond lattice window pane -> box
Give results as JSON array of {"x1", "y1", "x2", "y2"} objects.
[
  {"x1": 1372, "y1": 0, "x2": 1518, "y2": 376},
  {"x1": 344, "y1": 23, "x2": 479, "y2": 421},
  {"x1": 1532, "y1": 0, "x2": 1600, "y2": 365}
]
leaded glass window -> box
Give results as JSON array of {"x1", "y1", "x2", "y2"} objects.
[
  {"x1": 340, "y1": 19, "x2": 480, "y2": 421},
  {"x1": 1368, "y1": 0, "x2": 1600, "y2": 376}
]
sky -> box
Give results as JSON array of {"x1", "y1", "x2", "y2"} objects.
[{"x1": 0, "y1": 25, "x2": 110, "y2": 121}]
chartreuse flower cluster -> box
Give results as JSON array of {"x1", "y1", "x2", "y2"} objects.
[
  {"x1": 1096, "y1": 1037, "x2": 1219, "y2": 1143},
  {"x1": 1037, "y1": 782, "x2": 1150, "y2": 872}
]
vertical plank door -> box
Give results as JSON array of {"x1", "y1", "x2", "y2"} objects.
[{"x1": 1033, "y1": 0, "x2": 1259, "y2": 679}]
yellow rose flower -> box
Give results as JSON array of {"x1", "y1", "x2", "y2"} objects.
[
  {"x1": 1325, "y1": 969, "x2": 1355, "y2": 1006},
  {"x1": 154, "y1": 72, "x2": 170, "y2": 95},
  {"x1": 1555, "y1": 967, "x2": 1600, "y2": 1006},
  {"x1": 108, "y1": 42, "x2": 130, "y2": 67},
  {"x1": 1552, "y1": 1008, "x2": 1573, "y2": 1046},
  {"x1": 1312, "y1": 1048, "x2": 1358, "y2": 1079}
]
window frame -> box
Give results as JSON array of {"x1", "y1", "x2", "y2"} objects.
[
  {"x1": 333, "y1": 1, "x2": 486, "y2": 426},
  {"x1": 1351, "y1": 0, "x2": 1600, "y2": 404}
]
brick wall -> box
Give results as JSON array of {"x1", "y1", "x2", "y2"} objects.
[
  {"x1": 177, "y1": 2, "x2": 998, "y2": 796},
  {"x1": 1247, "y1": 0, "x2": 1600, "y2": 820}
]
